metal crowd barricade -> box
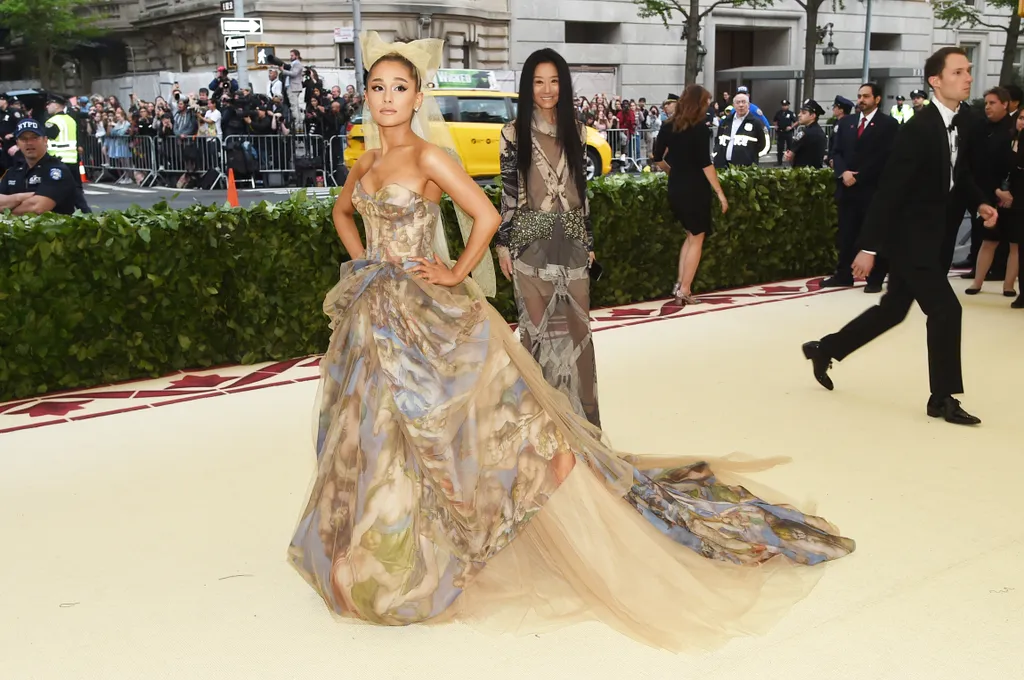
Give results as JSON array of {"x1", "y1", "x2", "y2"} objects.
[
  {"x1": 325, "y1": 135, "x2": 348, "y2": 187},
  {"x1": 82, "y1": 135, "x2": 159, "y2": 186},
  {"x1": 152, "y1": 136, "x2": 224, "y2": 189},
  {"x1": 220, "y1": 134, "x2": 327, "y2": 188}
]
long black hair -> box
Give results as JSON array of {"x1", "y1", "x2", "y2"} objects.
[{"x1": 516, "y1": 49, "x2": 586, "y2": 202}]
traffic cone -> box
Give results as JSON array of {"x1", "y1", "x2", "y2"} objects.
[
  {"x1": 227, "y1": 168, "x2": 239, "y2": 208},
  {"x1": 78, "y1": 161, "x2": 88, "y2": 184}
]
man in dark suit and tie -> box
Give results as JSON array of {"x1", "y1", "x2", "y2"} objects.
[
  {"x1": 822, "y1": 83, "x2": 900, "y2": 293},
  {"x1": 802, "y1": 46, "x2": 998, "y2": 425}
]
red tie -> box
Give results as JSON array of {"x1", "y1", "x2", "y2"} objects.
[{"x1": 857, "y1": 117, "x2": 866, "y2": 138}]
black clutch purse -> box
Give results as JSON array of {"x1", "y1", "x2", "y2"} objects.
[{"x1": 589, "y1": 260, "x2": 604, "y2": 282}]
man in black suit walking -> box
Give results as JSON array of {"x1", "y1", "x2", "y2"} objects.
[
  {"x1": 802, "y1": 47, "x2": 998, "y2": 426},
  {"x1": 822, "y1": 83, "x2": 900, "y2": 294}
]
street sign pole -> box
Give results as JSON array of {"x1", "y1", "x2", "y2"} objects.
[
  {"x1": 234, "y1": 0, "x2": 249, "y2": 90},
  {"x1": 353, "y1": 0, "x2": 364, "y2": 92}
]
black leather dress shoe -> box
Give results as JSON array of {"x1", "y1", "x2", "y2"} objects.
[
  {"x1": 926, "y1": 396, "x2": 981, "y2": 425},
  {"x1": 802, "y1": 341, "x2": 834, "y2": 391},
  {"x1": 864, "y1": 282, "x2": 883, "y2": 294},
  {"x1": 820, "y1": 277, "x2": 854, "y2": 288},
  {"x1": 1012, "y1": 295, "x2": 1024, "y2": 309}
]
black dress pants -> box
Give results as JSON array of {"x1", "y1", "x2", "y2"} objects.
[{"x1": 819, "y1": 264, "x2": 964, "y2": 397}]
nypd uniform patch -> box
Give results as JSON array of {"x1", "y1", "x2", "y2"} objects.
[{"x1": 50, "y1": 167, "x2": 63, "y2": 181}]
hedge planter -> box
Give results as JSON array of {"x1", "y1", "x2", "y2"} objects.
[{"x1": 0, "y1": 168, "x2": 837, "y2": 402}]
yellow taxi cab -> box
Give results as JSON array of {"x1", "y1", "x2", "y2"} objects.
[{"x1": 344, "y1": 89, "x2": 613, "y2": 179}]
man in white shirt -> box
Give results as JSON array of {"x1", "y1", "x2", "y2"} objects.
[
  {"x1": 803, "y1": 47, "x2": 997, "y2": 426},
  {"x1": 267, "y1": 70, "x2": 284, "y2": 101}
]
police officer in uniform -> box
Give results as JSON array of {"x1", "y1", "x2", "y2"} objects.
[
  {"x1": 713, "y1": 92, "x2": 768, "y2": 168},
  {"x1": 0, "y1": 119, "x2": 89, "y2": 216},
  {"x1": 0, "y1": 95, "x2": 24, "y2": 172},
  {"x1": 773, "y1": 99, "x2": 798, "y2": 164},
  {"x1": 785, "y1": 99, "x2": 828, "y2": 168},
  {"x1": 910, "y1": 89, "x2": 930, "y2": 117},
  {"x1": 43, "y1": 96, "x2": 82, "y2": 186},
  {"x1": 890, "y1": 95, "x2": 912, "y2": 124}
]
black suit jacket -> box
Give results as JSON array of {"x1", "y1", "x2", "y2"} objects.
[
  {"x1": 832, "y1": 110, "x2": 899, "y2": 198},
  {"x1": 860, "y1": 103, "x2": 986, "y2": 268}
]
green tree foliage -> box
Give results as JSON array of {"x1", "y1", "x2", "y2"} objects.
[
  {"x1": 0, "y1": 0, "x2": 107, "y2": 89},
  {"x1": 933, "y1": 0, "x2": 1022, "y2": 86}
]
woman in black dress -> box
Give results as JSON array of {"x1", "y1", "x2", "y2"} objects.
[{"x1": 653, "y1": 84, "x2": 729, "y2": 305}]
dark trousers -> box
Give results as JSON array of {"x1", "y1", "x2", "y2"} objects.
[
  {"x1": 836, "y1": 194, "x2": 888, "y2": 286},
  {"x1": 820, "y1": 264, "x2": 964, "y2": 396},
  {"x1": 64, "y1": 160, "x2": 91, "y2": 213},
  {"x1": 777, "y1": 133, "x2": 792, "y2": 164}
]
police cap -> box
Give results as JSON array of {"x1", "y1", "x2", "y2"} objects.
[
  {"x1": 833, "y1": 96, "x2": 854, "y2": 114},
  {"x1": 15, "y1": 118, "x2": 46, "y2": 139},
  {"x1": 800, "y1": 99, "x2": 825, "y2": 117}
]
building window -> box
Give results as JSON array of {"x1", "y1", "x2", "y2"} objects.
[
  {"x1": 960, "y1": 44, "x2": 979, "y2": 98},
  {"x1": 565, "y1": 21, "x2": 620, "y2": 45},
  {"x1": 1014, "y1": 47, "x2": 1024, "y2": 76},
  {"x1": 869, "y1": 33, "x2": 901, "y2": 51},
  {"x1": 338, "y1": 43, "x2": 355, "y2": 67}
]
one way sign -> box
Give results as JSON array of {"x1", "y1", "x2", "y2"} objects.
[
  {"x1": 224, "y1": 35, "x2": 247, "y2": 51},
  {"x1": 220, "y1": 17, "x2": 263, "y2": 34}
]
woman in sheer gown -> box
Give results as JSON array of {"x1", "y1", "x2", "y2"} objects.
[
  {"x1": 287, "y1": 33, "x2": 856, "y2": 653},
  {"x1": 495, "y1": 49, "x2": 602, "y2": 428}
]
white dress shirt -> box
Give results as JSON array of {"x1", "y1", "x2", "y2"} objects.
[
  {"x1": 857, "y1": 107, "x2": 878, "y2": 131},
  {"x1": 931, "y1": 98, "x2": 958, "y2": 190}
]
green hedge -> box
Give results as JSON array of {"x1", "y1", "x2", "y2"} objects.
[{"x1": 0, "y1": 168, "x2": 836, "y2": 402}]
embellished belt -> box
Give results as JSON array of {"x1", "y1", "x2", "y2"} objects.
[{"x1": 509, "y1": 208, "x2": 587, "y2": 256}]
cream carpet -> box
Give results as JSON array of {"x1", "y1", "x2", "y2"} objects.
[{"x1": 1, "y1": 277, "x2": 1020, "y2": 680}]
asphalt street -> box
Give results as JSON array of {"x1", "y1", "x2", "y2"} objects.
[
  {"x1": 81, "y1": 183, "x2": 335, "y2": 212},
  {"x1": 76, "y1": 181, "x2": 974, "y2": 264}
]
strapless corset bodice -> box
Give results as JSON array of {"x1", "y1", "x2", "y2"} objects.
[{"x1": 353, "y1": 182, "x2": 440, "y2": 264}]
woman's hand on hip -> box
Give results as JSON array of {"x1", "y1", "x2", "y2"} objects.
[{"x1": 410, "y1": 256, "x2": 462, "y2": 287}]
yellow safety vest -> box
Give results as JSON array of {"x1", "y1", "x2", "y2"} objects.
[
  {"x1": 890, "y1": 104, "x2": 912, "y2": 124},
  {"x1": 47, "y1": 112, "x2": 78, "y2": 164}
]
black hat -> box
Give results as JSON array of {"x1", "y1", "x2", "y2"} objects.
[
  {"x1": 910, "y1": 89, "x2": 927, "y2": 99},
  {"x1": 896, "y1": 94, "x2": 905, "y2": 101},
  {"x1": 46, "y1": 94, "x2": 67, "y2": 106},
  {"x1": 800, "y1": 99, "x2": 825, "y2": 117},
  {"x1": 781, "y1": 99, "x2": 790, "y2": 106},
  {"x1": 833, "y1": 96, "x2": 854, "y2": 114},
  {"x1": 664, "y1": 93, "x2": 679, "y2": 103}
]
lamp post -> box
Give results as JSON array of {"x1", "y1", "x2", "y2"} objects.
[
  {"x1": 862, "y1": 0, "x2": 873, "y2": 83},
  {"x1": 822, "y1": 23, "x2": 839, "y2": 66},
  {"x1": 696, "y1": 40, "x2": 707, "y2": 74},
  {"x1": 353, "y1": 0, "x2": 364, "y2": 92}
]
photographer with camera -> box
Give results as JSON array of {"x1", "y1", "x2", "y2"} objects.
[
  {"x1": 268, "y1": 49, "x2": 305, "y2": 132},
  {"x1": 209, "y1": 66, "x2": 239, "y2": 102}
]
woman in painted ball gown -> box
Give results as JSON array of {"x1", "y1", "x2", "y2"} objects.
[{"x1": 287, "y1": 33, "x2": 855, "y2": 652}]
